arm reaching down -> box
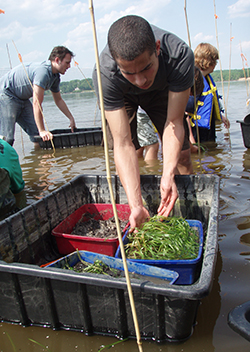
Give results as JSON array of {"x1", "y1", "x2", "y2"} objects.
[{"x1": 105, "y1": 107, "x2": 150, "y2": 230}]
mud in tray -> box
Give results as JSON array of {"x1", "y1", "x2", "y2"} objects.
[
  {"x1": 0, "y1": 174, "x2": 220, "y2": 343},
  {"x1": 52, "y1": 203, "x2": 131, "y2": 256},
  {"x1": 34, "y1": 127, "x2": 103, "y2": 149}
]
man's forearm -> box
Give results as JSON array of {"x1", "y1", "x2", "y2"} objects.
[
  {"x1": 55, "y1": 98, "x2": 74, "y2": 120},
  {"x1": 114, "y1": 143, "x2": 143, "y2": 210},
  {"x1": 33, "y1": 103, "x2": 46, "y2": 133},
  {"x1": 162, "y1": 120, "x2": 184, "y2": 177}
]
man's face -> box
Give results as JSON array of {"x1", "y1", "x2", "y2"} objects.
[
  {"x1": 116, "y1": 40, "x2": 160, "y2": 90},
  {"x1": 57, "y1": 53, "x2": 72, "y2": 74}
]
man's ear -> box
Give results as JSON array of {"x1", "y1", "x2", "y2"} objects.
[
  {"x1": 54, "y1": 57, "x2": 60, "y2": 64},
  {"x1": 155, "y1": 40, "x2": 161, "y2": 56}
]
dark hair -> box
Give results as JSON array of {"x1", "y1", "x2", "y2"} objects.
[
  {"x1": 108, "y1": 15, "x2": 156, "y2": 61},
  {"x1": 48, "y1": 46, "x2": 74, "y2": 61},
  {"x1": 191, "y1": 66, "x2": 204, "y2": 96}
]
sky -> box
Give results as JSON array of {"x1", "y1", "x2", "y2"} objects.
[{"x1": 0, "y1": 0, "x2": 250, "y2": 81}]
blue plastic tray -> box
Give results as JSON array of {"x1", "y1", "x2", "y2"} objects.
[
  {"x1": 115, "y1": 219, "x2": 203, "y2": 285},
  {"x1": 45, "y1": 250, "x2": 179, "y2": 285}
]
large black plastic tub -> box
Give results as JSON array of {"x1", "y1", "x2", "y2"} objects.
[
  {"x1": 0, "y1": 174, "x2": 220, "y2": 342},
  {"x1": 228, "y1": 300, "x2": 250, "y2": 342},
  {"x1": 237, "y1": 114, "x2": 250, "y2": 148},
  {"x1": 34, "y1": 127, "x2": 102, "y2": 149}
]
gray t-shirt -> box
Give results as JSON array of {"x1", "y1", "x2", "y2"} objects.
[
  {"x1": 92, "y1": 25, "x2": 194, "y2": 111},
  {"x1": 0, "y1": 61, "x2": 60, "y2": 100}
]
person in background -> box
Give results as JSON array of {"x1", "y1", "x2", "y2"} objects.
[
  {"x1": 0, "y1": 136, "x2": 25, "y2": 219},
  {"x1": 136, "y1": 106, "x2": 159, "y2": 161},
  {"x1": 92, "y1": 15, "x2": 194, "y2": 229},
  {"x1": 0, "y1": 46, "x2": 76, "y2": 146},
  {"x1": 186, "y1": 66, "x2": 205, "y2": 153},
  {"x1": 187, "y1": 43, "x2": 230, "y2": 143}
]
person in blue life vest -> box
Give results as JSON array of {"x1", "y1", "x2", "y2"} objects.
[
  {"x1": 0, "y1": 46, "x2": 76, "y2": 146},
  {"x1": 186, "y1": 43, "x2": 230, "y2": 143},
  {"x1": 0, "y1": 136, "x2": 25, "y2": 219},
  {"x1": 92, "y1": 15, "x2": 195, "y2": 229},
  {"x1": 186, "y1": 66, "x2": 204, "y2": 153}
]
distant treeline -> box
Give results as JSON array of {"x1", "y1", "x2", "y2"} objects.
[
  {"x1": 211, "y1": 69, "x2": 247, "y2": 82},
  {"x1": 60, "y1": 78, "x2": 94, "y2": 93},
  {"x1": 56, "y1": 69, "x2": 247, "y2": 94}
]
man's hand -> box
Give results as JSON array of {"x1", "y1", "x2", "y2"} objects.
[
  {"x1": 40, "y1": 130, "x2": 53, "y2": 141},
  {"x1": 129, "y1": 205, "x2": 150, "y2": 232},
  {"x1": 69, "y1": 117, "x2": 76, "y2": 132},
  {"x1": 222, "y1": 114, "x2": 230, "y2": 129},
  {"x1": 157, "y1": 174, "x2": 178, "y2": 217}
]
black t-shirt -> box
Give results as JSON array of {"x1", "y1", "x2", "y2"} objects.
[{"x1": 92, "y1": 25, "x2": 194, "y2": 111}]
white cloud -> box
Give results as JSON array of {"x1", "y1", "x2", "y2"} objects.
[
  {"x1": 193, "y1": 32, "x2": 214, "y2": 43},
  {"x1": 239, "y1": 40, "x2": 250, "y2": 51},
  {"x1": 228, "y1": 0, "x2": 250, "y2": 18},
  {"x1": 22, "y1": 50, "x2": 45, "y2": 62}
]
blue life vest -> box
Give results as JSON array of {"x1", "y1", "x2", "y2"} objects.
[{"x1": 188, "y1": 74, "x2": 222, "y2": 129}]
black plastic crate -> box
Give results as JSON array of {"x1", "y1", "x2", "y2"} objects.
[
  {"x1": 0, "y1": 174, "x2": 220, "y2": 342},
  {"x1": 33, "y1": 127, "x2": 103, "y2": 149}
]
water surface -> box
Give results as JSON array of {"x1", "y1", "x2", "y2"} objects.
[{"x1": 1, "y1": 82, "x2": 250, "y2": 351}]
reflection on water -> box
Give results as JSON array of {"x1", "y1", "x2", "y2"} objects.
[{"x1": 1, "y1": 84, "x2": 250, "y2": 351}]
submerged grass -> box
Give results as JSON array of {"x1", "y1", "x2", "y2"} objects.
[
  {"x1": 126, "y1": 216, "x2": 200, "y2": 260},
  {"x1": 61, "y1": 250, "x2": 121, "y2": 277}
]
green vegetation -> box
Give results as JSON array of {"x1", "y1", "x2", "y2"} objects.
[
  {"x1": 126, "y1": 216, "x2": 200, "y2": 260},
  {"x1": 60, "y1": 78, "x2": 94, "y2": 93},
  {"x1": 46, "y1": 70, "x2": 247, "y2": 95},
  {"x1": 211, "y1": 69, "x2": 247, "y2": 82}
]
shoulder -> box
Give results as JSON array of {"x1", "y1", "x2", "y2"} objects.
[
  {"x1": 152, "y1": 25, "x2": 193, "y2": 60},
  {"x1": 30, "y1": 61, "x2": 52, "y2": 76}
]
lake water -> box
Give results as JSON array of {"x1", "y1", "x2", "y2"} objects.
[{"x1": 1, "y1": 81, "x2": 250, "y2": 351}]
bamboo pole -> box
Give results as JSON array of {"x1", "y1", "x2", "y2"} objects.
[
  {"x1": 6, "y1": 42, "x2": 26, "y2": 154},
  {"x1": 12, "y1": 40, "x2": 56, "y2": 154},
  {"x1": 184, "y1": 0, "x2": 202, "y2": 170},
  {"x1": 226, "y1": 23, "x2": 233, "y2": 111},
  {"x1": 213, "y1": 0, "x2": 228, "y2": 119},
  {"x1": 6, "y1": 43, "x2": 12, "y2": 69},
  {"x1": 73, "y1": 59, "x2": 99, "y2": 125},
  {"x1": 240, "y1": 41, "x2": 249, "y2": 99},
  {"x1": 88, "y1": 2, "x2": 143, "y2": 351},
  {"x1": 184, "y1": 0, "x2": 191, "y2": 48}
]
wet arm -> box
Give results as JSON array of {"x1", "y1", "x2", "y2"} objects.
[
  {"x1": 52, "y1": 91, "x2": 76, "y2": 132},
  {"x1": 33, "y1": 85, "x2": 53, "y2": 141},
  {"x1": 158, "y1": 89, "x2": 190, "y2": 216},
  {"x1": 105, "y1": 108, "x2": 149, "y2": 229}
]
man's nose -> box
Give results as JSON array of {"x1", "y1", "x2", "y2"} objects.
[{"x1": 134, "y1": 74, "x2": 147, "y2": 87}]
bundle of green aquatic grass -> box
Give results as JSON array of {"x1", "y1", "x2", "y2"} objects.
[{"x1": 125, "y1": 216, "x2": 200, "y2": 260}]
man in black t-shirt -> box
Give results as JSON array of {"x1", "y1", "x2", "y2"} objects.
[{"x1": 92, "y1": 15, "x2": 194, "y2": 230}]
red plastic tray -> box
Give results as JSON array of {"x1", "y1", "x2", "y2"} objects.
[{"x1": 52, "y1": 203, "x2": 130, "y2": 256}]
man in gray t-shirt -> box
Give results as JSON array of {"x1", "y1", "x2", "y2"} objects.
[
  {"x1": 92, "y1": 15, "x2": 194, "y2": 229},
  {"x1": 0, "y1": 46, "x2": 76, "y2": 146}
]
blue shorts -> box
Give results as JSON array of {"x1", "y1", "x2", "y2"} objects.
[{"x1": 0, "y1": 90, "x2": 39, "y2": 146}]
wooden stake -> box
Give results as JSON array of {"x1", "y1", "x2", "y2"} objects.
[
  {"x1": 226, "y1": 23, "x2": 233, "y2": 111},
  {"x1": 213, "y1": 0, "x2": 228, "y2": 119},
  {"x1": 184, "y1": 0, "x2": 191, "y2": 47},
  {"x1": 240, "y1": 41, "x2": 250, "y2": 99},
  {"x1": 184, "y1": 0, "x2": 202, "y2": 169},
  {"x1": 88, "y1": 2, "x2": 143, "y2": 351}
]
